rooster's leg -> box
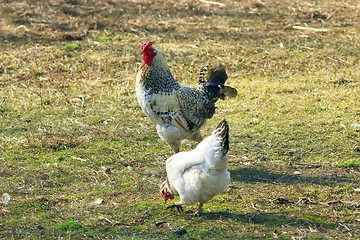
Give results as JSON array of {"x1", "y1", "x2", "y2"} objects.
[
  {"x1": 171, "y1": 145, "x2": 180, "y2": 154},
  {"x1": 198, "y1": 135, "x2": 203, "y2": 143},
  {"x1": 166, "y1": 204, "x2": 183, "y2": 212},
  {"x1": 194, "y1": 202, "x2": 204, "y2": 216}
]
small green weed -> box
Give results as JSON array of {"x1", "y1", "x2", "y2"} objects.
[
  {"x1": 64, "y1": 44, "x2": 79, "y2": 51},
  {"x1": 113, "y1": 34, "x2": 122, "y2": 41},
  {"x1": 98, "y1": 34, "x2": 112, "y2": 41}
]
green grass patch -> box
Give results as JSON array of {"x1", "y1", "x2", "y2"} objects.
[
  {"x1": 98, "y1": 34, "x2": 122, "y2": 41},
  {"x1": 336, "y1": 159, "x2": 360, "y2": 168},
  {"x1": 112, "y1": 34, "x2": 122, "y2": 41},
  {"x1": 56, "y1": 221, "x2": 82, "y2": 231}
]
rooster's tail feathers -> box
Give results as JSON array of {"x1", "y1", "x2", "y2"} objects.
[
  {"x1": 220, "y1": 86, "x2": 238, "y2": 98},
  {"x1": 198, "y1": 66, "x2": 208, "y2": 85},
  {"x1": 198, "y1": 64, "x2": 237, "y2": 99},
  {"x1": 198, "y1": 63, "x2": 227, "y2": 85}
]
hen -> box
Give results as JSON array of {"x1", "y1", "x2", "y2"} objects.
[
  {"x1": 136, "y1": 41, "x2": 237, "y2": 153},
  {"x1": 160, "y1": 119, "x2": 230, "y2": 215}
]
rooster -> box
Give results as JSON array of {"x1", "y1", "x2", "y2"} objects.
[
  {"x1": 136, "y1": 41, "x2": 237, "y2": 153},
  {"x1": 160, "y1": 119, "x2": 230, "y2": 215}
]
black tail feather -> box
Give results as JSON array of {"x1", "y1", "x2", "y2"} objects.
[
  {"x1": 216, "y1": 119, "x2": 229, "y2": 155},
  {"x1": 207, "y1": 64, "x2": 228, "y2": 85},
  {"x1": 198, "y1": 64, "x2": 227, "y2": 85},
  {"x1": 198, "y1": 64, "x2": 237, "y2": 100}
]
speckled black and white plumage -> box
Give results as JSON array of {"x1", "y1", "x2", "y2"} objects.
[{"x1": 136, "y1": 43, "x2": 237, "y2": 152}]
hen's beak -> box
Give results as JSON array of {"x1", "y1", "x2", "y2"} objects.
[{"x1": 140, "y1": 51, "x2": 144, "y2": 54}]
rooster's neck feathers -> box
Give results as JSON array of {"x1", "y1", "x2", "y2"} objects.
[{"x1": 138, "y1": 48, "x2": 180, "y2": 93}]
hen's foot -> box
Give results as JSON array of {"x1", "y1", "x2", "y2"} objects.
[
  {"x1": 194, "y1": 202, "x2": 204, "y2": 216},
  {"x1": 194, "y1": 211, "x2": 202, "y2": 217},
  {"x1": 166, "y1": 204, "x2": 183, "y2": 212}
]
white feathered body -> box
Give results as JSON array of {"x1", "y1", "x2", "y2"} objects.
[{"x1": 164, "y1": 126, "x2": 230, "y2": 206}]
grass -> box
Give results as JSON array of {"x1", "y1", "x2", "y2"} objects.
[
  {"x1": 64, "y1": 44, "x2": 79, "y2": 51},
  {"x1": 1, "y1": 0, "x2": 360, "y2": 239},
  {"x1": 336, "y1": 160, "x2": 360, "y2": 168}
]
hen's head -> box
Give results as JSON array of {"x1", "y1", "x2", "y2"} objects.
[
  {"x1": 161, "y1": 188, "x2": 174, "y2": 203},
  {"x1": 141, "y1": 41, "x2": 157, "y2": 65}
]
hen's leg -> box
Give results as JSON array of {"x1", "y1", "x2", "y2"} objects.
[
  {"x1": 198, "y1": 135, "x2": 203, "y2": 143},
  {"x1": 195, "y1": 202, "x2": 204, "y2": 216},
  {"x1": 166, "y1": 204, "x2": 183, "y2": 212}
]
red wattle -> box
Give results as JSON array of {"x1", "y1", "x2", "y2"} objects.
[
  {"x1": 143, "y1": 51, "x2": 157, "y2": 65},
  {"x1": 143, "y1": 55, "x2": 151, "y2": 65}
]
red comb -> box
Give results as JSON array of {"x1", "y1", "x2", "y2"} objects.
[{"x1": 141, "y1": 41, "x2": 155, "y2": 52}]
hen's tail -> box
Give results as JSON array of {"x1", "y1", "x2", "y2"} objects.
[
  {"x1": 214, "y1": 119, "x2": 229, "y2": 155},
  {"x1": 192, "y1": 119, "x2": 229, "y2": 169},
  {"x1": 198, "y1": 64, "x2": 237, "y2": 100}
]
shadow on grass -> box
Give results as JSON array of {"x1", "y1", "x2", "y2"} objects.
[
  {"x1": 229, "y1": 167, "x2": 359, "y2": 186},
  {"x1": 201, "y1": 211, "x2": 338, "y2": 230}
]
